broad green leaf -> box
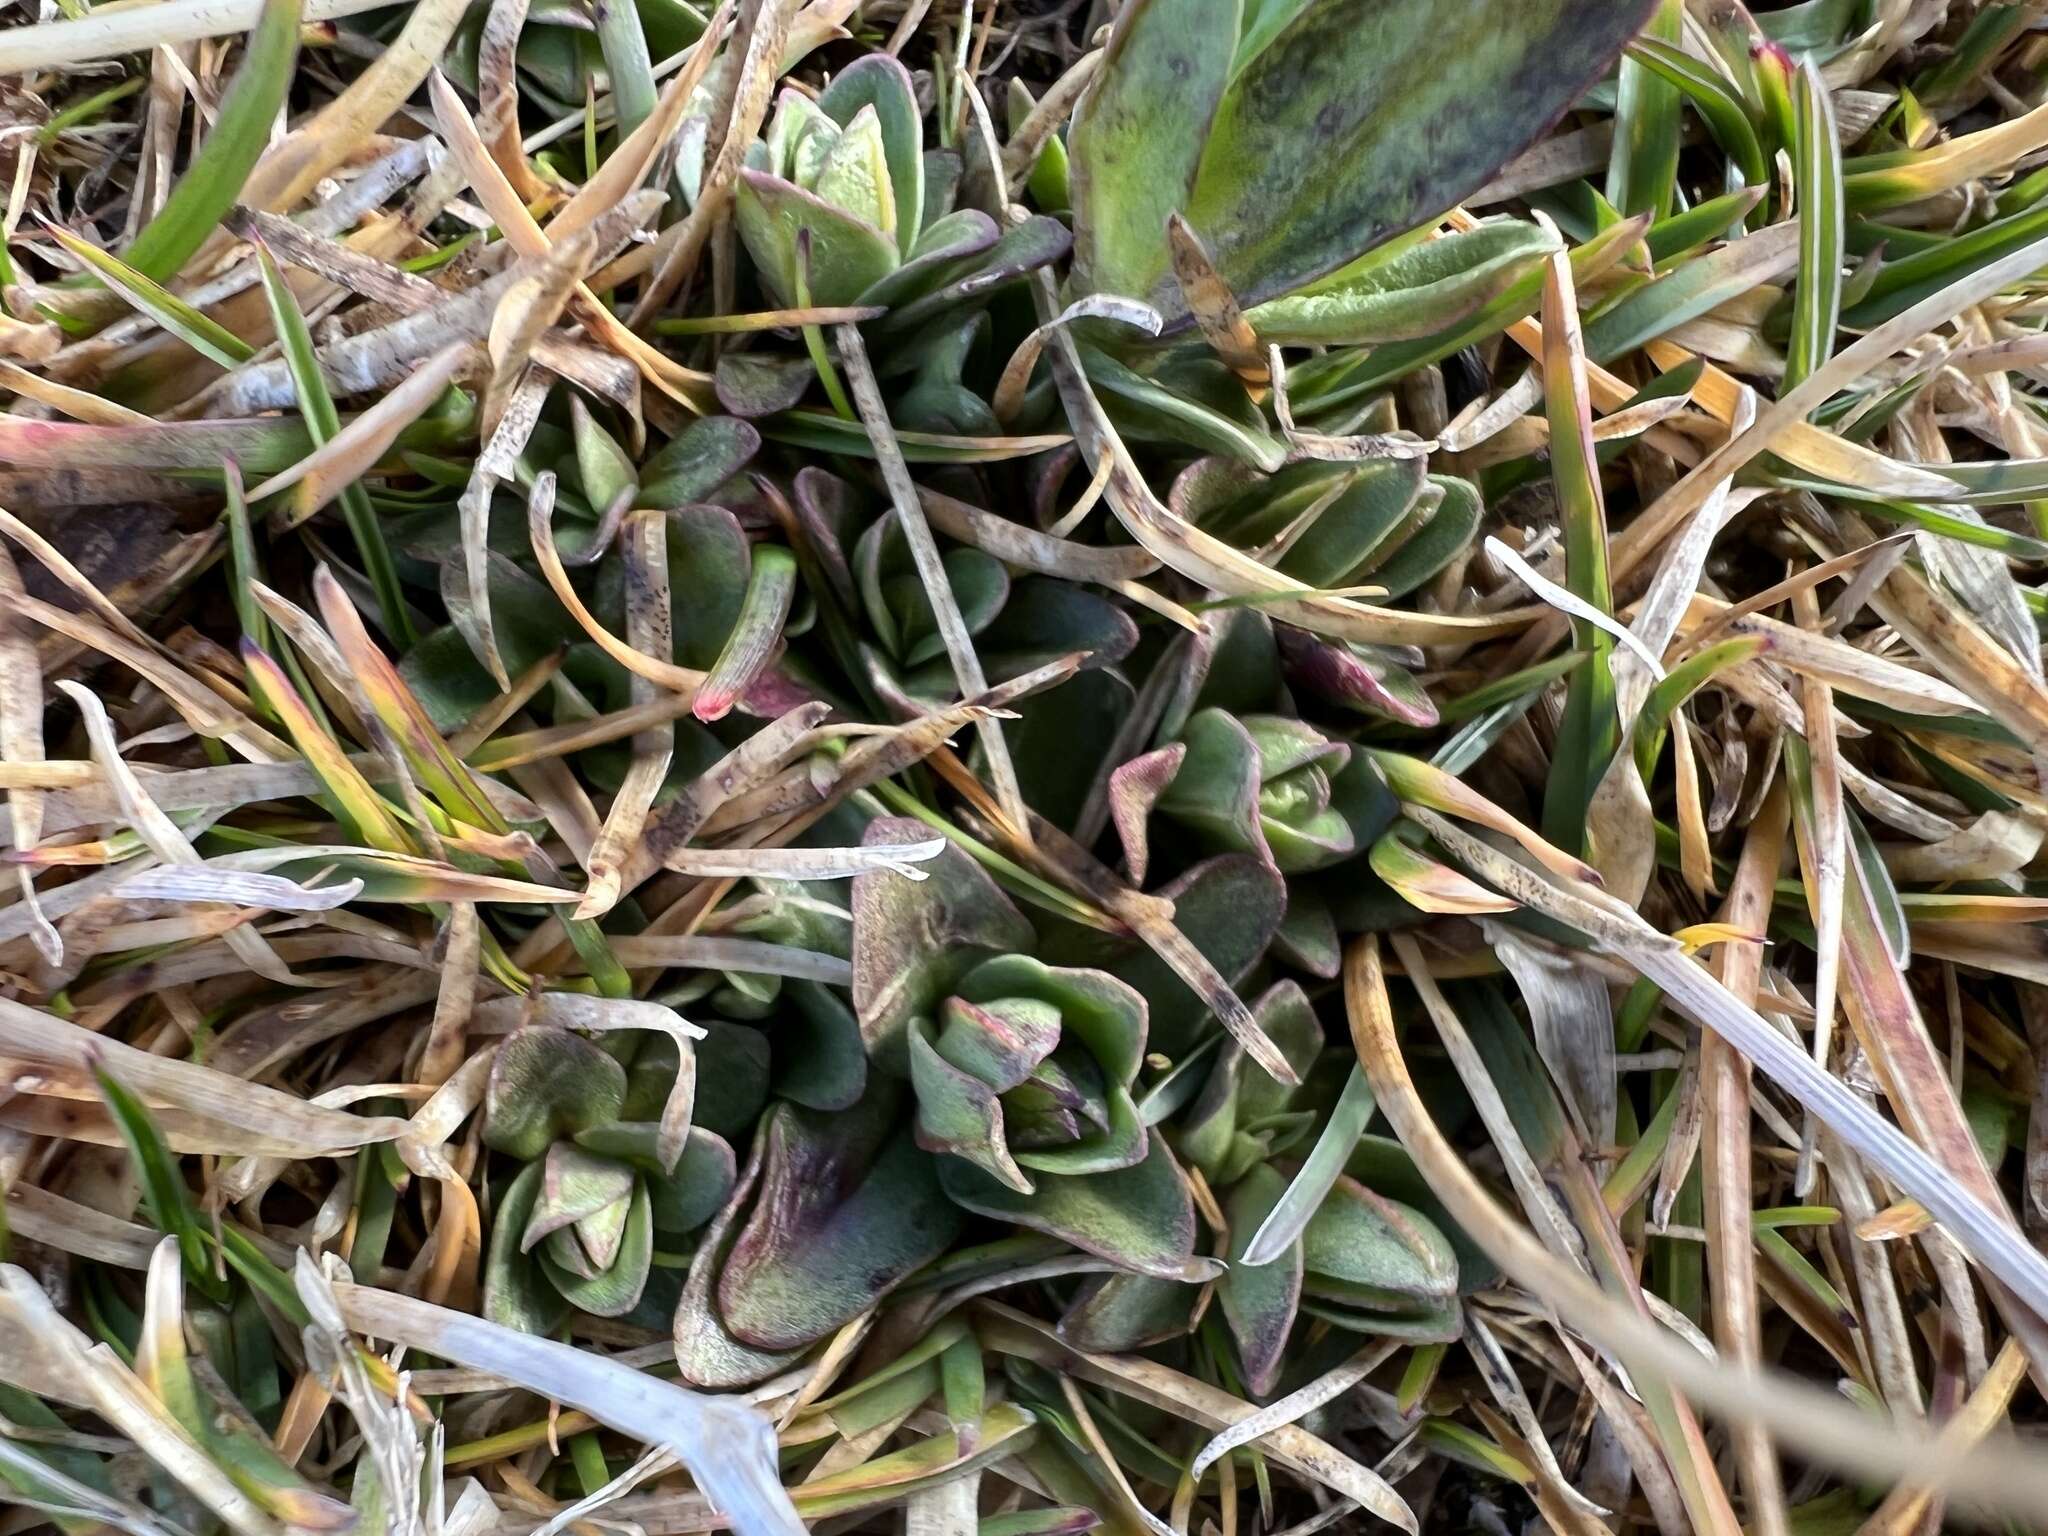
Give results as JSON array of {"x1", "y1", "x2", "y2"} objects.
[
  {"x1": 484, "y1": 1160, "x2": 573, "y2": 1334},
  {"x1": 483, "y1": 1026, "x2": 629, "y2": 1160},
  {"x1": 1369, "y1": 475, "x2": 1485, "y2": 600},
  {"x1": 1245, "y1": 218, "x2": 1560, "y2": 345},
  {"x1": 817, "y1": 54, "x2": 925, "y2": 253},
  {"x1": 938, "y1": 1129, "x2": 1199, "y2": 1279},
  {"x1": 1066, "y1": 0, "x2": 1241, "y2": 315},
  {"x1": 811, "y1": 105, "x2": 897, "y2": 241},
  {"x1": 1215, "y1": 1163, "x2": 1303, "y2": 1395},
  {"x1": 719, "y1": 1091, "x2": 962, "y2": 1352},
  {"x1": 735, "y1": 169, "x2": 901, "y2": 308},
  {"x1": 1072, "y1": 0, "x2": 1657, "y2": 320}
]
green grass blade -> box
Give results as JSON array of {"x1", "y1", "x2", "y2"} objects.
[
  {"x1": 253, "y1": 244, "x2": 415, "y2": 646},
  {"x1": 95, "y1": 1065, "x2": 228, "y2": 1299},
  {"x1": 47, "y1": 228, "x2": 254, "y2": 367},
  {"x1": 1537, "y1": 252, "x2": 1619, "y2": 854},
  {"x1": 122, "y1": 0, "x2": 301, "y2": 282},
  {"x1": 1785, "y1": 59, "x2": 1843, "y2": 390},
  {"x1": 1623, "y1": 35, "x2": 1769, "y2": 187},
  {"x1": 1607, "y1": 0, "x2": 1683, "y2": 221},
  {"x1": 1633, "y1": 636, "x2": 1765, "y2": 779},
  {"x1": 594, "y1": 0, "x2": 659, "y2": 143}
]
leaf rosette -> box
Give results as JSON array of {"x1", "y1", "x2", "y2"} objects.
[{"x1": 481, "y1": 1026, "x2": 735, "y2": 1332}]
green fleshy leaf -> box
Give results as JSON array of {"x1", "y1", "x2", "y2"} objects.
[
  {"x1": 911, "y1": 1013, "x2": 1037, "y2": 1193},
  {"x1": 522, "y1": 1143, "x2": 634, "y2": 1252},
  {"x1": 939, "y1": 1128, "x2": 1198, "y2": 1279},
  {"x1": 1367, "y1": 475, "x2": 1484, "y2": 600},
  {"x1": 1072, "y1": 0, "x2": 1654, "y2": 319},
  {"x1": 856, "y1": 515, "x2": 1010, "y2": 667},
  {"x1": 1273, "y1": 457, "x2": 1426, "y2": 588},
  {"x1": 853, "y1": 818, "x2": 1037, "y2": 1064},
  {"x1": 810, "y1": 105, "x2": 898, "y2": 241},
  {"x1": 483, "y1": 1161, "x2": 573, "y2": 1334},
  {"x1": 855, "y1": 208, "x2": 1001, "y2": 309},
  {"x1": 1007, "y1": 669, "x2": 1135, "y2": 831},
  {"x1": 538, "y1": 1181, "x2": 653, "y2": 1317},
  {"x1": 570, "y1": 397, "x2": 637, "y2": 516},
  {"x1": 1177, "y1": 980, "x2": 1324, "y2": 1185},
  {"x1": 638, "y1": 416, "x2": 762, "y2": 509},
  {"x1": 736, "y1": 168, "x2": 902, "y2": 307},
  {"x1": 663, "y1": 505, "x2": 753, "y2": 668},
  {"x1": 483, "y1": 1027, "x2": 628, "y2": 1160},
  {"x1": 1156, "y1": 708, "x2": 1266, "y2": 860},
  {"x1": 1054, "y1": 853, "x2": 1286, "y2": 1060},
  {"x1": 1247, "y1": 217, "x2": 1560, "y2": 344},
  {"x1": 1217, "y1": 1163, "x2": 1303, "y2": 1395},
  {"x1": 817, "y1": 53, "x2": 926, "y2": 253},
  {"x1": 877, "y1": 216, "x2": 1074, "y2": 335},
  {"x1": 1058, "y1": 1273, "x2": 1199, "y2": 1352},
  {"x1": 719, "y1": 1088, "x2": 963, "y2": 1352},
  {"x1": 1067, "y1": 0, "x2": 1239, "y2": 313},
  {"x1": 715, "y1": 351, "x2": 817, "y2": 417},
  {"x1": 1302, "y1": 1177, "x2": 1458, "y2": 1302},
  {"x1": 772, "y1": 980, "x2": 870, "y2": 1112},
  {"x1": 672, "y1": 1152, "x2": 805, "y2": 1389}
]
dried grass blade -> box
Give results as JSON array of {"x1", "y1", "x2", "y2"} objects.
[
  {"x1": 628, "y1": 0, "x2": 796, "y2": 323},
  {"x1": 1344, "y1": 936, "x2": 2048, "y2": 1519},
  {"x1": 247, "y1": 340, "x2": 470, "y2": 518},
  {"x1": 0, "y1": 1270, "x2": 284, "y2": 1536},
  {"x1": 0, "y1": 539, "x2": 55, "y2": 965},
  {"x1": 1613, "y1": 230, "x2": 2048, "y2": 581},
  {"x1": 238, "y1": 0, "x2": 473, "y2": 216},
  {"x1": 325, "y1": 1273, "x2": 803, "y2": 1536},
  {"x1": 0, "y1": 997, "x2": 407, "y2": 1155},
  {"x1": 1786, "y1": 587, "x2": 1847, "y2": 1198},
  {"x1": 974, "y1": 1304, "x2": 1415, "y2": 1531},
  {"x1": 528, "y1": 474, "x2": 707, "y2": 698},
  {"x1": 579, "y1": 510, "x2": 676, "y2": 920},
  {"x1": 836, "y1": 323, "x2": 1029, "y2": 835},
  {"x1": 58, "y1": 681, "x2": 296, "y2": 986},
  {"x1": 1703, "y1": 783, "x2": 1792, "y2": 1536},
  {"x1": 457, "y1": 369, "x2": 552, "y2": 690}
]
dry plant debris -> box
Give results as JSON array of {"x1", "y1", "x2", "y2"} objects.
[{"x1": 5, "y1": 0, "x2": 2048, "y2": 1532}]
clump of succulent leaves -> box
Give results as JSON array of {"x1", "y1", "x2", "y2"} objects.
[
  {"x1": 482, "y1": 1026, "x2": 738, "y2": 1331},
  {"x1": 46, "y1": 0, "x2": 2047, "y2": 1527}
]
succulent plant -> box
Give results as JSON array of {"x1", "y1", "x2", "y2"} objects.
[
  {"x1": 1063, "y1": 981, "x2": 1462, "y2": 1394},
  {"x1": 853, "y1": 819, "x2": 1203, "y2": 1278},
  {"x1": 1170, "y1": 455, "x2": 1485, "y2": 607},
  {"x1": 482, "y1": 1026, "x2": 736, "y2": 1331},
  {"x1": 737, "y1": 55, "x2": 1069, "y2": 317},
  {"x1": 35, "y1": 0, "x2": 2022, "y2": 1527},
  {"x1": 792, "y1": 466, "x2": 1136, "y2": 714},
  {"x1": 1109, "y1": 611, "x2": 1396, "y2": 882},
  {"x1": 907, "y1": 954, "x2": 1148, "y2": 1194},
  {"x1": 1175, "y1": 980, "x2": 1326, "y2": 1188}
]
